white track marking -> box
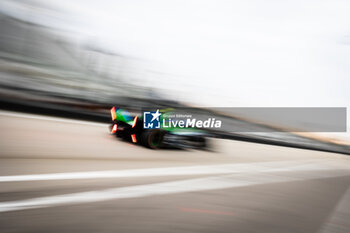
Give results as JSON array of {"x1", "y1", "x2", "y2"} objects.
[
  {"x1": 318, "y1": 187, "x2": 350, "y2": 233},
  {"x1": 0, "y1": 167, "x2": 349, "y2": 213},
  {"x1": 0, "y1": 110, "x2": 107, "y2": 127},
  {"x1": 0, "y1": 159, "x2": 346, "y2": 182}
]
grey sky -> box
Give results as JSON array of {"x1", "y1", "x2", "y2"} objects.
[{"x1": 2, "y1": 0, "x2": 349, "y2": 106}]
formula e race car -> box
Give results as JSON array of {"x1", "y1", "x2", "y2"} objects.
[{"x1": 109, "y1": 107, "x2": 208, "y2": 149}]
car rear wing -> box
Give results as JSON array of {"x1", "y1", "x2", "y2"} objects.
[{"x1": 110, "y1": 106, "x2": 137, "y2": 126}]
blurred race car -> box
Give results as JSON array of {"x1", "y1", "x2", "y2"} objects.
[{"x1": 109, "y1": 107, "x2": 208, "y2": 149}]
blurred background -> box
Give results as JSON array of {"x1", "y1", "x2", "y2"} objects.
[
  {"x1": 1, "y1": 1, "x2": 350, "y2": 233},
  {"x1": 0, "y1": 0, "x2": 349, "y2": 150}
]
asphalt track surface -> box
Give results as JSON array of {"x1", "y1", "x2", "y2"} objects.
[{"x1": 0, "y1": 110, "x2": 349, "y2": 233}]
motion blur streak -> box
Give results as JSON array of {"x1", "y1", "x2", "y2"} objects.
[
  {"x1": 318, "y1": 187, "x2": 350, "y2": 233},
  {"x1": 0, "y1": 111, "x2": 107, "y2": 127},
  {"x1": 1, "y1": 0, "x2": 350, "y2": 231},
  {"x1": 178, "y1": 207, "x2": 235, "y2": 216},
  {"x1": 0, "y1": 159, "x2": 347, "y2": 183},
  {"x1": 0, "y1": 167, "x2": 349, "y2": 213},
  {"x1": 1, "y1": 111, "x2": 350, "y2": 232}
]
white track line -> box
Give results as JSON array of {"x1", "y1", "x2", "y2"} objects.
[
  {"x1": 0, "y1": 167, "x2": 349, "y2": 213},
  {"x1": 318, "y1": 187, "x2": 350, "y2": 233},
  {"x1": 0, "y1": 159, "x2": 344, "y2": 182},
  {"x1": 0, "y1": 110, "x2": 107, "y2": 127}
]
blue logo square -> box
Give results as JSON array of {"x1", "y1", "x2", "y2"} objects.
[{"x1": 143, "y1": 110, "x2": 161, "y2": 129}]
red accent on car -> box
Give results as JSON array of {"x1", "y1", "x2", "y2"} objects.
[
  {"x1": 131, "y1": 134, "x2": 137, "y2": 143},
  {"x1": 111, "y1": 124, "x2": 118, "y2": 133},
  {"x1": 132, "y1": 116, "x2": 138, "y2": 128},
  {"x1": 110, "y1": 107, "x2": 116, "y2": 120}
]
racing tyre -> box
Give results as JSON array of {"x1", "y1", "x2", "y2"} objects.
[{"x1": 141, "y1": 130, "x2": 164, "y2": 149}]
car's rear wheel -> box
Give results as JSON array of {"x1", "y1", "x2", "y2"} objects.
[{"x1": 142, "y1": 130, "x2": 164, "y2": 149}]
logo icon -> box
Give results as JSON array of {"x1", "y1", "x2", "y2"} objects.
[{"x1": 143, "y1": 109, "x2": 161, "y2": 129}]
